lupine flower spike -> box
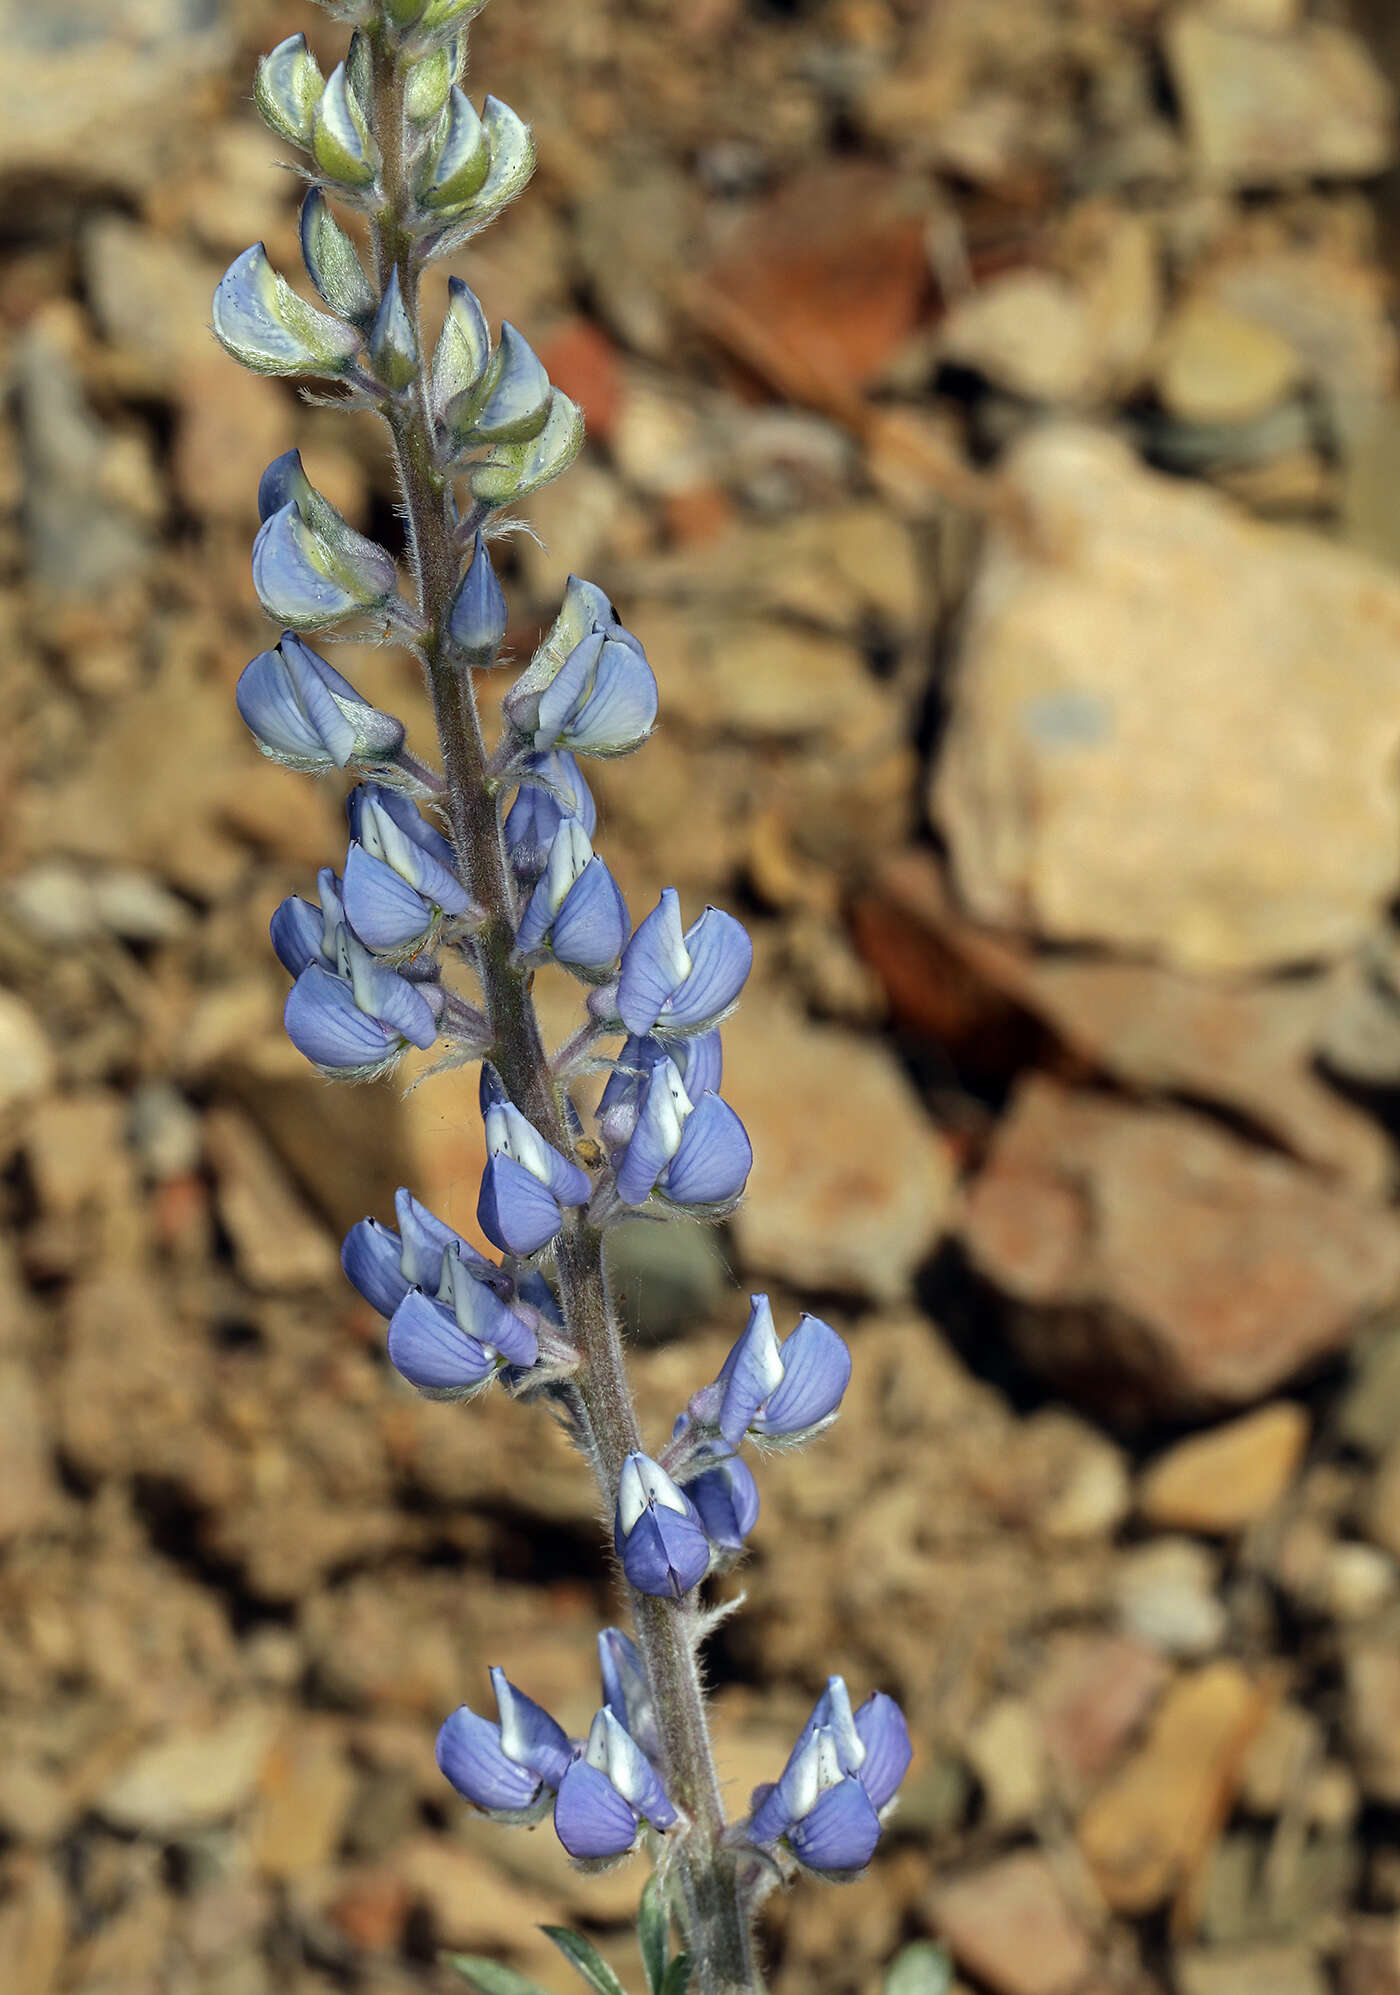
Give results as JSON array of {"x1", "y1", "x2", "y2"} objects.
[{"x1": 217, "y1": 3, "x2": 911, "y2": 1988}]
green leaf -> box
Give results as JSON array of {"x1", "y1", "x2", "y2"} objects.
[
  {"x1": 541, "y1": 1927, "x2": 629, "y2": 1995},
  {"x1": 659, "y1": 1957, "x2": 692, "y2": 1995},
  {"x1": 442, "y1": 1956, "x2": 554, "y2": 1995},
  {"x1": 882, "y1": 1942, "x2": 954, "y2": 1995},
  {"x1": 638, "y1": 1874, "x2": 670, "y2": 1995}
]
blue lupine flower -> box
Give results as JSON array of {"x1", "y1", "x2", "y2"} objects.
[
  {"x1": 716, "y1": 1295, "x2": 852, "y2": 1449},
  {"x1": 554, "y1": 1707, "x2": 677, "y2": 1862},
  {"x1": 342, "y1": 783, "x2": 474, "y2": 952},
  {"x1": 284, "y1": 926, "x2": 441, "y2": 1079},
  {"x1": 254, "y1": 33, "x2": 325, "y2": 151},
  {"x1": 611, "y1": 1054, "x2": 751, "y2": 1211},
  {"x1": 437, "y1": 1668, "x2": 573, "y2": 1825},
  {"x1": 477, "y1": 1066, "x2": 590, "y2": 1255},
  {"x1": 447, "y1": 533, "x2": 508, "y2": 666},
  {"x1": 387, "y1": 1240, "x2": 539, "y2": 1398},
  {"x1": 684, "y1": 1438, "x2": 760, "y2": 1554},
  {"x1": 597, "y1": 1628, "x2": 663, "y2": 1766},
  {"x1": 614, "y1": 1452, "x2": 710, "y2": 1599},
  {"x1": 746, "y1": 1677, "x2": 910, "y2": 1874},
  {"x1": 514, "y1": 819, "x2": 628, "y2": 977},
  {"x1": 616, "y1": 889, "x2": 752, "y2": 1040},
  {"x1": 502, "y1": 751, "x2": 596, "y2": 883},
  {"x1": 253, "y1": 500, "x2": 399, "y2": 631},
  {"x1": 343, "y1": 1187, "x2": 501, "y2": 1319},
  {"x1": 504, "y1": 584, "x2": 657, "y2": 758},
  {"x1": 236, "y1": 634, "x2": 405, "y2": 773}
]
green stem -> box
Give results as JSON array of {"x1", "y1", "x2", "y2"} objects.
[{"x1": 365, "y1": 28, "x2": 764, "y2": 1995}]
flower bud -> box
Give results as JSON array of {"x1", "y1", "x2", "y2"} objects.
[
  {"x1": 312, "y1": 60, "x2": 380, "y2": 190},
  {"x1": 404, "y1": 40, "x2": 462, "y2": 126},
  {"x1": 596, "y1": 1032, "x2": 721, "y2": 1154},
  {"x1": 421, "y1": 0, "x2": 489, "y2": 29},
  {"x1": 553, "y1": 1708, "x2": 677, "y2": 1861},
  {"x1": 284, "y1": 928, "x2": 440, "y2": 1080},
  {"x1": 343, "y1": 1186, "x2": 499, "y2": 1320},
  {"x1": 236, "y1": 633, "x2": 405, "y2": 772},
  {"x1": 446, "y1": 534, "x2": 508, "y2": 665},
  {"x1": 442, "y1": 322, "x2": 552, "y2": 457},
  {"x1": 418, "y1": 87, "x2": 490, "y2": 211},
  {"x1": 503, "y1": 752, "x2": 597, "y2": 884},
  {"x1": 597, "y1": 1628, "x2": 663, "y2": 1765},
  {"x1": 430, "y1": 279, "x2": 492, "y2": 430},
  {"x1": 514, "y1": 820, "x2": 629, "y2": 978},
  {"x1": 254, "y1": 34, "x2": 325, "y2": 149},
  {"x1": 367, "y1": 267, "x2": 419, "y2": 392},
  {"x1": 746, "y1": 1680, "x2": 911, "y2": 1873},
  {"x1": 477, "y1": 1067, "x2": 590, "y2": 1256},
  {"x1": 685, "y1": 1439, "x2": 760, "y2": 1555},
  {"x1": 504, "y1": 622, "x2": 657, "y2": 760},
  {"x1": 299, "y1": 189, "x2": 376, "y2": 326},
  {"x1": 212, "y1": 244, "x2": 360, "y2": 379},
  {"x1": 469, "y1": 388, "x2": 584, "y2": 508},
  {"x1": 614, "y1": 1452, "x2": 710, "y2": 1599},
  {"x1": 387, "y1": 1242, "x2": 538, "y2": 1398}
]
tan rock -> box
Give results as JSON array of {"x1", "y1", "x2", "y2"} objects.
[
  {"x1": 939, "y1": 271, "x2": 1099, "y2": 404},
  {"x1": 1155, "y1": 295, "x2": 1303, "y2": 424},
  {"x1": 1035, "y1": 1632, "x2": 1169, "y2": 1790},
  {"x1": 1137, "y1": 1403, "x2": 1309, "y2": 1533},
  {"x1": 98, "y1": 1705, "x2": 278, "y2": 1834},
  {"x1": 249, "y1": 1723, "x2": 358, "y2": 1880},
  {"x1": 932, "y1": 424, "x2": 1400, "y2": 974},
  {"x1": 1176, "y1": 1945, "x2": 1328, "y2": 1995},
  {"x1": 1346, "y1": 1642, "x2": 1400, "y2": 1803},
  {"x1": 205, "y1": 1108, "x2": 339, "y2": 1293},
  {"x1": 967, "y1": 1698, "x2": 1048, "y2": 1828},
  {"x1": 725, "y1": 993, "x2": 956, "y2": 1300},
  {"x1": 0, "y1": 993, "x2": 55, "y2": 1118},
  {"x1": 932, "y1": 1850, "x2": 1094, "y2": 1995},
  {"x1": 1165, "y1": 12, "x2": 1395, "y2": 186},
  {"x1": 1079, "y1": 1662, "x2": 1266, "y2": 1911},
  {"x1": 961, "y1": 1076, "x2": 1400, "y2": 1414}
]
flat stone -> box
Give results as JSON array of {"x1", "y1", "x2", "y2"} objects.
[
  {"x1": 1155, "y1": 294, "x2": 1303, "y2": 424},
  {"x1": 1115, "y1": 1538, "x2": 1228, "y2": 1659},
  {"x1": 932, "y1": 424, "x2": 1400, "y2": 974},
  {"x1": 1035, "y1": 1632, "x2": 1169, "y2": 1790},
  {"x1": 1176, "y1": 1945, "x2": 1328, "y2": 1995},
  {"x1": 966, "y1": 1698, "x2": 1048, "y2": 1828},
  {"x1": 98, "y1": 1705, "x2": 278, "y2": 1834},
  {"x1": 1137, "y1": 1403, "x2": 1309, "y2": 1533},
  {"x1": 939, "y1": 271, "x2": 1099, "y2": 404},
  {"x1": 204, "y1": 1109, "x2": 339, "y2": 1294},
  {"x1": 1165, "y1": 11, "x2": 1394, "y2": 187},
  {"x1": 932, "y1": 1850, "x2": 1094, "y2": 1995},
  {"x1": 249, "y1": 1723, "x2": 358, "y2": 1880},
  {"x1": 1079, "y1": 1662, "x2": 1266, "y2": 1912},
  {"x1": 0, "y1": 992, "x2": 55, "y2": 1117},
  {"x1": 960, "y1": 1075, "x2": 1400, "y2": 1415},
  {"x1": 725, "y1": 993, "x2": 956, "y2": 1301}
]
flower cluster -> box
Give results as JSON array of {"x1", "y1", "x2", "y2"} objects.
[{"x1": 214, "y1": 0, "x2": 910, "y2": 1982}]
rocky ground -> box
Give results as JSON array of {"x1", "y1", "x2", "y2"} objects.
[{"x1": 6, "y1": 0, "x2": 1400, "y2": 1991}]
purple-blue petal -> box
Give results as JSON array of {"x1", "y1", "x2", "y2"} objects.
[
  {"x1": 566, "y1": 637, "x2": 659, "y2": 755},
  {"x1": 660, "y1": 1093, "x2": 752, "y2": 1206},
  {"x1": 549, "y1": 859, "x2": 629, "y2": 973},
  {"x1": 341, "y1": 1217, "x2": 410, "y2": 1318},
  {"x1": 449, "y1": 1259, "x2": 540, "y2": 1369},
  {"x1": 478, "y1": 1153, "x2": 564, "y2": 1255},
  {"x1": 489, "y1": 1668, "x2": 574, "y2": 1789},
  {"x1": 853, "y1": 1694, "x2": 912, "y2": 1811},
  {"x1": 786, "y1": 1776, "x2": 882, "y2": 1873},
  {"x1": 343, "y1": 843, "x2": 435, "y2": 949},
  {"x1": 616, "y1": 1502, "x2": 711, "y2": 1600},
  {"x1": 395, "y1": 1189, "x2": 481, "y2": 1291},
  {"x1": 688, "y1": 1453, "x2": 760, "y2": 1551},
  {"x1": 717, "y1": 1295, "x2": 780, "y2": 1446},
  {"x1": 386, "y1": 1288, "x2": 496, "y2": 1397},
  {"x1": 617, "y1": 890, "x2": 686, "y2": 1036},
  {"x1": 253, "y1": 503, "x2": 364, "y2": 627},
  {"x1": 284, "y1": 963, "x2": 395, "y2": 1069},
  {"x1": 236, "y1": 643, "x2": 355, "y2": 767},
  {"x1": 436, "y1": 1706, "x2": 543, "y2": 1814},
  {"x1": 664, "y1": 908, "x2": 753, "y2": 1031},
  {"x1": 270, "y1": 895, "x2": 325, "y2": 977},
  {"x1": 553, "y1": 1758, "x2": 640, "y2": 1861},
  {"x1": 758, "y1": 1317, "x2": 852, "y2": 1439}
]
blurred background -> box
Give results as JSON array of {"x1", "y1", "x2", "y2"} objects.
[{"x1": 7, "y1": 0, "x2": 1400, "y2": 1991}]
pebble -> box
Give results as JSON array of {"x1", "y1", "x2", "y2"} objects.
[
  {"x1": 1114, "y1": 1538, "x2": 1228, "y2": 1658},
  {"x1": 1079, "y1": 1661, "x2": 1265, "y2": 1912},
  {"x1": 966, "y1": 1698, "x2": 1048, "y2": 1828},
  {"x1": 248, "y1": 1725, "x2": 357, "y2": 1881},
  {"x1": 1035, "y1": 1632, "x2": 1169, "y2": 1790},
  {"x1": 97, "y1": 1706, "x2": 278, "y2": 1834},
  {"x1": 0, "y1": 992, "x2": 55, "y2": 1116},
  {"x1": 932, "y1": 1850, "x2": 1093, "y2": 1995},
  {"x1": 1176, "y1": 1944, "x2": 1328, "y2": 1995},
  {"x1": 939, "y1": 271, "x2": 1099, "y2": 405},
  {"x1": 1345, "y1": 1643, "x2": 1400, "y2": 1803},
  {"x1": 1137, "y1": 1403, "x2": 1309, "y2": 1534},
  {"x1": 1154, "y1": 295, "x2": 1303, "y2": 425},
  {"x1": 204, "y1": 1110, "x2": 339, "y2": 1295}
]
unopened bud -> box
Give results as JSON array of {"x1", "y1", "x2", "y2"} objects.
[{"x1": 254, "y1": 34, "x2": 324, "y2": 149}]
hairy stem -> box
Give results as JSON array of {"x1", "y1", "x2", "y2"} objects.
[{"x1": 366, "y1": 30, "x2": 763, "y2": 1995}]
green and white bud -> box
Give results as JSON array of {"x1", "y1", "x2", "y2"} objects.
[
  {"x1": 451, "y1": 322, "x2": 551, "y2": 447},
  {"x1": 419, "y1": 0, "x2": 489, "y2": 35},
  {"x1": 430, "y1": 279, "x2": 492, "y2": 425},
  {"x1": 368, "y1": 268, "x2": 420, "y2": 393},
  {"x1": 212, "y1": 244, "x2": 361, "y2": 379},
  {"x1": 422, "y1": 96, "x2": 535, "y2": 256},
  {"x1": 312, "y1": 61, "x2": 380, "y2": 191},
  {"x1": 418, "y1": 88, "x2": 490, "y2": 210},
  {"x1": 255, "y1": 34, "x2": 325, "y2": 149},
  {"x1": 470, "y1": 391, "x2": 584, "y2": 508},
  {"x1": 299, "y1": 189, "x2": 377, "y2": 327},
  {"x1": 405, "y1": 40, "x2": 463, "y2": 126}
]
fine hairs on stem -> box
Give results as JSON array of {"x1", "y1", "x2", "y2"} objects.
[{"x1": 213, "y1": 6, "x2": 912, "y2": 1993}]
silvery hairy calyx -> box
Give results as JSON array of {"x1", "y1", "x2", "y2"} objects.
[{"x1": 213, "y1": 6, "x2": 913, "y2": 1991}]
